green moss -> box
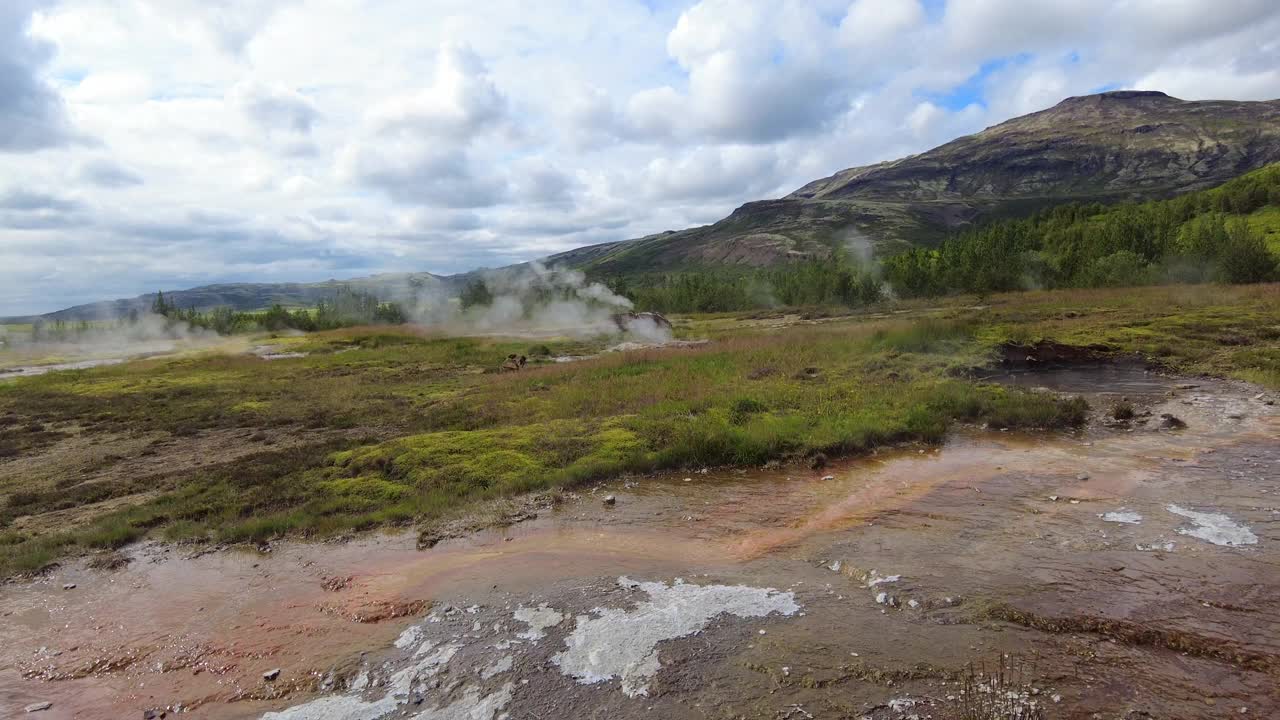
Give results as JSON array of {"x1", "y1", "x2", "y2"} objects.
[{"x1": 329, "y1": 419, "x2": 647, "y2": 504}]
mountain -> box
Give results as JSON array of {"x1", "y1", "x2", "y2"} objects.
[
  {"x1": 13, "y1": 90, "x2": 1280, "y2": 323},
  {"x1": 552, "y1": 91, "x2": 1280, "y2": 275},
  {"x1": 4, "y1": 272, "x2": 455, "y2": 324}
]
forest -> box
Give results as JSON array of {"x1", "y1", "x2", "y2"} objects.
[{"x1": 882, "y1": 163, "x2": 1280, "y2": 298}]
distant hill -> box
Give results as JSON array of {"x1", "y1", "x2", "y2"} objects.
[
  {"x1": 553, "y1": 91, "x2": 1280, "y2": 275},
  {"x1": 3, "y1": 273, "x2": 457, "y2": 324},
  {"x1": 14, "y1": 90, "x2": 1280, "y2": 323}
]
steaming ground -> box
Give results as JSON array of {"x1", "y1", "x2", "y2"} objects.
[
  {"x1": 0, "y1": 284, "x2": 1277, "y2": 718},
  {"x1": 402, "y1": 262, "x2": 671, "y2": 341}
]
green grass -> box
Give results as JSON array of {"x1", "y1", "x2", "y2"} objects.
[
  {"x1": 0, "y1": 284, "x2": 1276, "y2": 577},
  {"x1": 1247, "y1": 205, "x2": 1280, "y2": 254}
]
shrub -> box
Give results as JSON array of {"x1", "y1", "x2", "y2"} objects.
[{"x1": 1111, "y1": 400, "x2": 1135, "y2": 420}]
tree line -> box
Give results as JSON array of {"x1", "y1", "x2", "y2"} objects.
[
  {"x1": 882, "y1": 164, "x2": 1280, "y2": 298},
  {"x1": 150, "y1": 287, "x2": 408, "y2": 334},
  {"x1": 606, "y1": 256, "x2": 884, "y2": 314}
]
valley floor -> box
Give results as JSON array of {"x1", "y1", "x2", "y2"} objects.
[{"x1": 0, "y1": 284, "x2": 1278, "y2": 718}]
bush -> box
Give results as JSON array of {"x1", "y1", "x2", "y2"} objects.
[
  {"x1": 1216, "y1": 219, "x2": 1278, "y2": 284},
  {"x1": 728, "y1": 397, "x2": 767, "y2": 425},
  {"x1": 1111, "y1": 400, "x2": 1135, "y2": 420}
]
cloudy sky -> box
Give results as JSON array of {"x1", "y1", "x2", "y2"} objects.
[{"x1": 3, "y1": 0, "x2": 1279, "y2": 314}]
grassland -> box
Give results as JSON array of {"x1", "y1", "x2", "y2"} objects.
[{"x1": 0, "y1": 284, "x2": 1276, "y2": 577}]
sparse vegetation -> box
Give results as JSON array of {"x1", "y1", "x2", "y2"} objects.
[
  {"x1": 1111, "y1": 400, "x2": 1136, "y2": 420},
  {"x1": 945, "y1": 658, "x2": 1046, "y2": 720},
  {"x1": 0, "y1": 283, "x2": 1276, "y2": 577}
]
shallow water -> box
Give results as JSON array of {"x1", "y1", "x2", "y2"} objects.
[
  {"x1": 986, "y1": 362, "x2": 1177, "y2": 396},
  {"x1": 1, "y1": 373, "x2": 1277, "y2": 719},
  {"x1": 0, "y1": 341, "x2": 183, "y2": 381},
  {"x1": 0, "y1": 358, "x2": 128, "y2": 381}
]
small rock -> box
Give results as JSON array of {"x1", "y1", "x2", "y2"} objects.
[
  {"x1": 1110, "y1": 565, "x2": 1125, "y2": 572},
  {"x1": 682, "y1": 477, "x2": 692, "y2": 482},
  {"x1": 1076, "y1": 473, "x2": 1090, "y2": 481},
  {"x1": 62, "y1": 583, "x2": 76, "y2": 590},
  {"x1": 602, "y1": 495, "x2": 616, "y2": 506},
  {"x1": 1048, "y1": 495, "x2": 1059, "y2": 502},
  {"x1": 1160, "y1": 413, "x2": 1187, "y2": 429},
  {"x1": 143, "y1": 710, "x2": 167, "y2": 720},
  {"x1": 263, "y1": 668, "x2": 281, "y2": 682},
  {"x1": 821, "y1": 475, "x2": 835, "y2": 481},
  {"x1": 1176, "y1": 383, "x2": 1198, "y2": 390},
  {"x1": 24, "y1": 702, "x2": 52, "y2": 713}
]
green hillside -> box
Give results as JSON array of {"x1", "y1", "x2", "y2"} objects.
[
  {"x1": 555, "y1": 91, "x2": 1280, "y2": 277},
  {"x1": 882, "y1": 163, "x2": 1280, "y2": 297}
]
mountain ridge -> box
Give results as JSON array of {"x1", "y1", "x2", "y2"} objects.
[
  {"x1": 550, "y1": 90, "x2": 1280, "y2": 275},
  {"x1": 9, "y1": 90, "x2": 1280, "y2": 322}
]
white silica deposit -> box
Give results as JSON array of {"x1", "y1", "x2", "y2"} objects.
[
  {"x1": 552, "y1": 577, "x2": 800, "y2": 697},
  {"x1": 1166, "y1": 505, "x2": 1258, "y2": 547},
  {"x1": 260, "y1": 633, "x2": 484, "y2": 720},
  {"x1": 1099, "y1": 509, "x2": 1143, "y2": 524},
  {"x1": 513, "y1": 604, "x2": 565, "y2": 641}
]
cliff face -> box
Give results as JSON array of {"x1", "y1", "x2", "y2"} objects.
[{"x1": 556, "y1": 91, "x2": 1280, "y2": 275}]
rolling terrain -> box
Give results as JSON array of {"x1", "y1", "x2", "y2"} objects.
[
  {"x1": 10, "y1": 90, "x2": 1280, "y2": 323},
  {"x1": 553, "y1": 90, "x2": 1280, "y2": 274}
]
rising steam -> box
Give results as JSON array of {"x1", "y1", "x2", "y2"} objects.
[{"x1": 408, "y1": 262, "x2": 673, "y2": 342}]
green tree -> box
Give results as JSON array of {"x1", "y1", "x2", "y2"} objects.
[{"x1": 460, "y1": 279, "x2": 494, "y2": 309}]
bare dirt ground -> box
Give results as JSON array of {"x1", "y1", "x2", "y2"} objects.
[{"x1": 1, "y1": 368, "x2": 1276, "y2": 719}]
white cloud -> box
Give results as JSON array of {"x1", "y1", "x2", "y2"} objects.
[
  {"x1": 2, "y1": 0, "x2": 1280, "y2": 315},
  {"x1": 230, "y1": 79, "x2": 319, "y2": 135},
  {"x1": 365, "y1": 44, "x2": 505, "y2": 141},
  {"x1": 840, "y1": 0, "x2": 925, "y2": 47},
  {"x1": 0, "y1": 0, "x2": 80, "y2": 152},
  {"x1": 73, "y1": 157, "x2": 144, "y2": 188}
]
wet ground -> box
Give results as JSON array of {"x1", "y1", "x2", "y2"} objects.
[
  {"x1": 0, "y1": 357, "x2": 132, "y2": 381},
  {"x1": 2, "y1": 368, "x2": 1277, "y2": 719},
  {"x1": 0, "y1": 340, "x2": 199, "y2": 381}
]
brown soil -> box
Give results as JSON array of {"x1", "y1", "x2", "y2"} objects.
[
  {"x1": 1, "y1": 373, "x2": 1276, "y2": 720},
  {"x1": 2, "y1": 426, "x2": 371, "y2": 535}
]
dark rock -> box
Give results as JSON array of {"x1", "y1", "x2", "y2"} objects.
[
  {"x1": 263, "y1": 668, "x2": 281, "y2": 682},
  {"x1": 602, "y1": 495, "x2": 616, "y2": 506},
  {"x1": 807, "y1": 453, "x2": 828, "y2": 470},
  {"x1": 1160, "y1": 413, "x2": 1187, "y2": 429}
]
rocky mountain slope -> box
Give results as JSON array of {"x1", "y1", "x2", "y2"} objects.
[
  {"x1": 13, "y1": 91, "x2": 1280, "y2": 322},
  {"x1": 553, "y1": 91, "x2": 1280, "y2": 274}
]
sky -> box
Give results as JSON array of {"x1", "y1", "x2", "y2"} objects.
[{"x1": 2, "y1": 0, "x2": 1280, "y2": 315}]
